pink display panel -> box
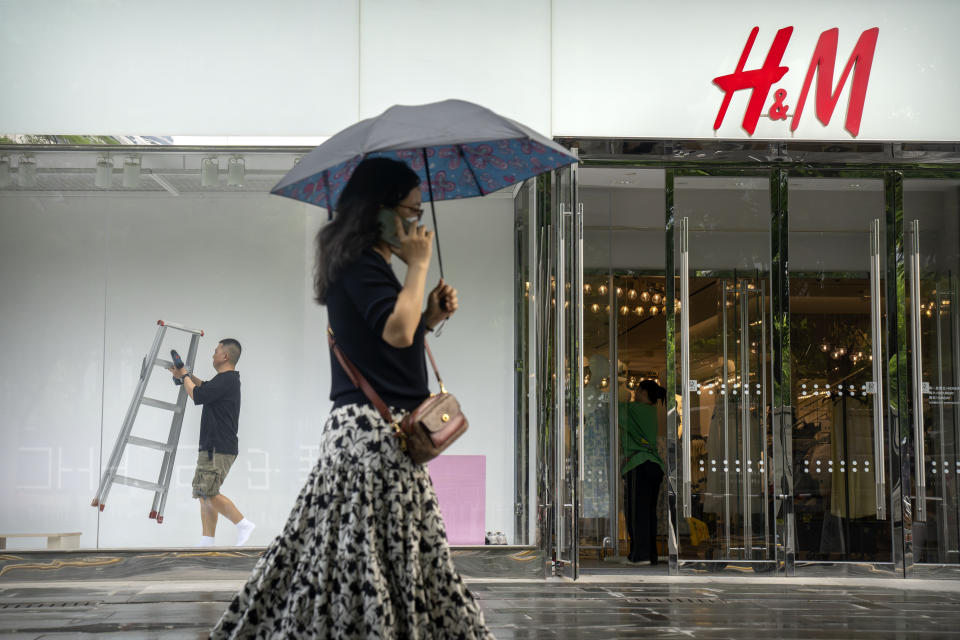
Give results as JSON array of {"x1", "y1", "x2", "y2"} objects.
[{"x1": 427, "y1": 455, "x2": 485, "y2": 545}]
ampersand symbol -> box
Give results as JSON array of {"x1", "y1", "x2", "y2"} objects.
[{"x1": 769, "y1": 88, "x2": 789, "y2": 121}]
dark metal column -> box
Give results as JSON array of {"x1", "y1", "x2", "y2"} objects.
[
  {"x1": 884, "y1": 170, "x2": 912, "y2": 577},
  {"x1": 664, "y1": 169, "x2": 679, "y2": 574},
  {"x1": 770, "y1": 167, "x2": 795, "y2": 576}
]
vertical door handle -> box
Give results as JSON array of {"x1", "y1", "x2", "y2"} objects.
[
  {"x1": 576, "y1": 203, "x2": 585, "y2": 486},
  {"x1": 680, "y1": 217, "x2": 692, "y2": 518},
  {"x1": 555, "y1": 208, "x2": 566, "y2": 552},
  {"x1": 909, "y1": 220, "x2": 927, "y2": 522},
  {"x1": 870, "y1": 219, "x2": 888, "y2": 520}
]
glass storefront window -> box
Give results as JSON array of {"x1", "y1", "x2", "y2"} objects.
[{"x1": 0, "y1": 149, "x2": 526, "y2": 551}]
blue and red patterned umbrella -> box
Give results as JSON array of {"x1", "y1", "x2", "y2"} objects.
[{"x1": 271, "y1": 99, "x2": 577, "y2": 276}]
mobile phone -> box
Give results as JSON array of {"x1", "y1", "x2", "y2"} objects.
[
  {"x1": 378, "y1": 208, "x2": 402, "y2": 248},
  {"x1": 378, "y1": 208, "x2": 416, "y2": 248}
]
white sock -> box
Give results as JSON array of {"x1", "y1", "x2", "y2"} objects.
[
  {"x1": 198, "y1": 535, "x2": 216, "y2": 547},
  {"x1": 236, "y1": 518, "x2": 256, "y2": 546}
]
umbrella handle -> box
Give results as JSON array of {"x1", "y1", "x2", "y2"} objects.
[{"x1": 422, "y1": 149, "x2": 445, "y2": 282}]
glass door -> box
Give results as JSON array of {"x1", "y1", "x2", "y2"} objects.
[
  {"x1": 788, "y1": 174, "x2": 900, "y2": 575},
  {"x1": 576, "y1": 168, "x2": 668, "y2": 570},
  {"x1": 550, "y1": 163, "x2": 583, "y2": 578},
  {"x1": 671, "y1": 171, "x2": 777, "y2": 572},
  {"x1": 905, "y1": 176, "x2": 960, "y2": 574}
]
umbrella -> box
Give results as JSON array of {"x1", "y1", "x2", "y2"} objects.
[{"x1": 271, "y1": 99, "x2": 578, "y2": 277}]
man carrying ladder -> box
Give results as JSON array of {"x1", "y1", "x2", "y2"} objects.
[{"x1": 170, "y1": 339, "x2": 255, "y2": 547}]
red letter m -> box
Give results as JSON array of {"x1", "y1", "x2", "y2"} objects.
[{"x1": 791, "y1": 27, "x2": 880, "y2": 137}]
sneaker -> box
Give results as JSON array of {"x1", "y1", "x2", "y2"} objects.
[
  {"x1": 198, "y1": 536, "x2": 215, "y2": 547},
  {"x1": 236, "y1": 519, "x2": 256, "y2": 546},
  {"x1": 627, "y1": 559, "x2": 652, "y2": 566}
]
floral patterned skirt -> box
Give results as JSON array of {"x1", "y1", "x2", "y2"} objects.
[{"x1": 210, "y1": 403, "x2": 493, "y2": 639}]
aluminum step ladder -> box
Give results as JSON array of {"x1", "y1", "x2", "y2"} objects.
[{"x1": 91, "y1": 320, "x2": 204, "y2": 523}]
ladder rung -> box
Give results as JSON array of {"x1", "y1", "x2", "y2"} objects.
[
  {"x1": 141, "y1": 397, "x2": 182, "y2": 413},
  {"x1": 112, "y1": 475, "x2": 163, "y2": 492},
  {"x1": 157, "y1": 320, "x2": 204, "y2": 336},
  {"x1": 154, "y1": 358, "x2": 175, "y2": 369},
  {"x1": 127, "y1": 435, "x2": 174, "y2": 452}
]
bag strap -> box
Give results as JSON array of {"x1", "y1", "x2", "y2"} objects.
[
  {"x1": 327, "y1": 326, "x2": 445, "y2": 423},
  {"x1": 423, "y1": 339, "x2": 446, "y2": 393}
]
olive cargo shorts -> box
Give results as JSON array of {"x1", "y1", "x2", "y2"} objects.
[{"x1": 192, "y1": 451, "x2": 236, "y2": 499}]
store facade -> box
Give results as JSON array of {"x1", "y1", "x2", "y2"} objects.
[{"x1": 2, "y1": 1, "x2": 959, "y2": 580}]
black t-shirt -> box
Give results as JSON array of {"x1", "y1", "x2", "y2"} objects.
[
  {"x1": 193, "y1": 370, "x2": 241, "y2": 455},
  {"x1": 327, "y1": 248, "x2": 429, "y2": 411}
]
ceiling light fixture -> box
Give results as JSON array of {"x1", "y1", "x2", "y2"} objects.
[
  {"x1": 227, "y1": 156, "x2": 245, "y2": 187},
  {"x1": 18, "y1": 155, "x2": 37, "y2": 188},
  {"x1": 122, "y1": 155, "x2": 141, "y2": 188},
  {"x1": 95, "y1": 155, "x2": 113, "y2": 188},
  {"x1": 201, "y1": 157, "x2": 219, "y2": 187}
]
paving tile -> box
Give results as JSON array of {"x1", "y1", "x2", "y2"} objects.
[{"x1": 3, "y1": 578, "x2": 960, "y2": 638}]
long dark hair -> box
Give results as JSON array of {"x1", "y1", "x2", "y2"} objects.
[
  {"x1": 638, "y1": 379, "x2": 667, "y2": 405},
  {"x1": 314, "y1": 158, "x2": 421, "y2": 304}
]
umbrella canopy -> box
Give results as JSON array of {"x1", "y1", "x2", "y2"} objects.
[{"x1": 271, "y1": 99, "x2": 577, "y2": 211}]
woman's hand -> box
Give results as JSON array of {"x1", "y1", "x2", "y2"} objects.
[
  {"x1": 392, "y1": 215, "x2": 433, "y2": 267},
  {"x1": 381, "y1": 216, "x2": 434, "y2": 349},
  {"x1": 424, "y1": 279, "x2": 458, "y2": 329}
]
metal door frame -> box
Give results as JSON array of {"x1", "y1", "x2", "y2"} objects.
[
  {"x1": 537, "y1": 155, "x2": 960, "y2": 580},
  {"x1": 665, "y1": 167, "x2": 782, "y2": 575},
  {"x1": 902, "y1": 168, "x2": 960, "y2": 579},
  {"x1": 534, "y1": 162, "x2": 583, "y2": 579},
  {"x1": 783, "y1": 168, "x2": 906, "y2": 578}
]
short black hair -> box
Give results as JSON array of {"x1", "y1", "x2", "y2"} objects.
[
  {"x1": 638, "y1": 379, "x2": 666, "y2": 404},
  {"x1": 220, "y1": 338, "x2": 242, "y2": 365}
]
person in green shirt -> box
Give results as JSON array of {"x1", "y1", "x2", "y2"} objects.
[{"x1": 619, "y1": 379, "x2": 666, "y2": 565}]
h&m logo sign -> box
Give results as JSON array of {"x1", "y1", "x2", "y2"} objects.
[{"x1": 713, "y1": 26, "x2": 879, "y2": 137}]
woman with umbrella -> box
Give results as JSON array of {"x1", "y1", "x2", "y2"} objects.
[{"x1": 211, "y1": 157, "x2": 492, "y2": 638}]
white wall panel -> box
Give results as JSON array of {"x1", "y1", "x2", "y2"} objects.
[
  {"x1": 552, "y1": 0, "x2": 960, "y2": 141},
  {"x1": 94, "y1": 193, "x2": 314, "y2": 547},
  {"x1": 0, "y1": 0, "x2": 360, "y2": 136},
  {"x1": 0, "y1": 189, "x2": 516, "y2": 547},
  {"x1": 2, "y1": 0, "x2": 957, "y2": 141},
  {"x1": 0, "y1": 196, "x2": 106, "y2": 549},
  {"x1": 358, "y1": 0, "x2": 551, "y2": 135},
  {"x1": 385, "y1": 194, "x2": 518, "y2": 540}
]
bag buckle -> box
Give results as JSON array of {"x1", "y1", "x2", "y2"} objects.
[{"x1": 393, "y1": 422, "x2": 407, "y2": 451}]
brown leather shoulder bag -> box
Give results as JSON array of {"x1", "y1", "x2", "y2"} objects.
[{"x1": 327, "y1": 327, "x2": 468, "y2": 464}]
